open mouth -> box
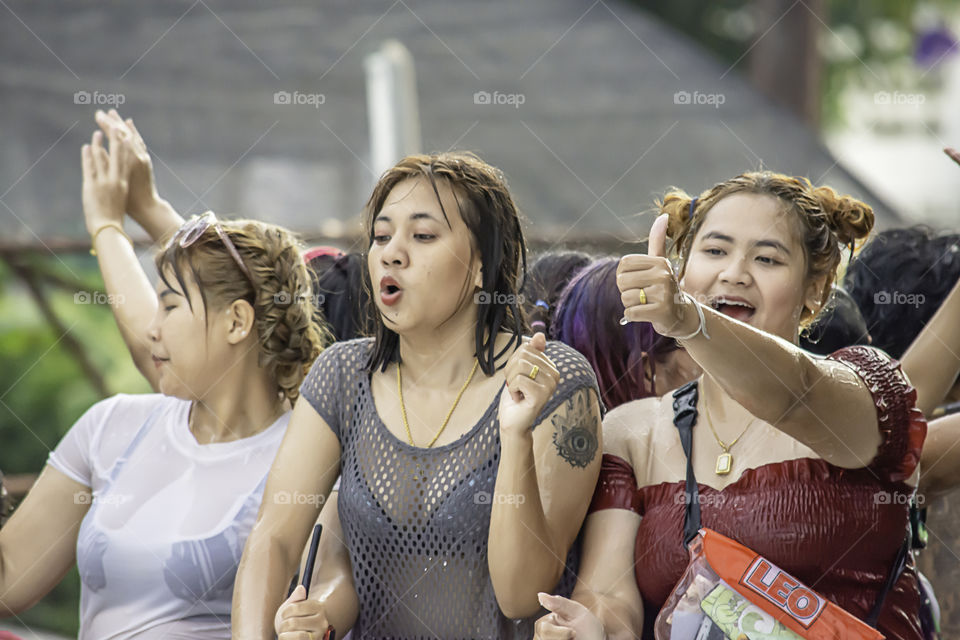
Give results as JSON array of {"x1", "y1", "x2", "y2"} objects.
[
  {"x1": 379, "y1": 276, "x2": 403, "y2": 306},
  {"x1": 711, "y1": 296, "x2": 756, "y2": 323}
]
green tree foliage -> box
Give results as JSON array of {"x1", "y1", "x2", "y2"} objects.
[{"x1": 633, "y1": 0, "x2": 960, "y2": 126}]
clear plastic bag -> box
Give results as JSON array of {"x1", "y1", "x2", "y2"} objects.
[{"x1": 654, "y1": 529, "x2": 885, "y2": 640}]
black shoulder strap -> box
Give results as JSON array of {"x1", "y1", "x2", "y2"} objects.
[
  {"x1": 671, "y1": 380, "x2": 701, "y2": 548},
  {"x1": 866, "y1": 517, "x2": 911, "y2": 626}
]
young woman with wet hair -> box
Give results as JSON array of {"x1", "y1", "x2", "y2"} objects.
[
  {"x1": 0, "y1": 123, "x2": 327, "y2": 638},
  {"x1": 536, "y1": 172, "x2": 925, "y2": 640},
  {"x1": 233, "y1": 152, "x2": 603, "y2": 639}
]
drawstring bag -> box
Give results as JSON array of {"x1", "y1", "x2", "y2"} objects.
[{"x1": 654, "y1": 381, "x2": 908, "y2": 640}]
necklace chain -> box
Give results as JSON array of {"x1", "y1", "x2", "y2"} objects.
[
  {"x1": 398, "y1": 359, "x2": 480, "y2": 448},
  {"x1": 703, "y1": 402, "x2": 753, "y2": 452},
  {"x1": 702, "y1": 392, "x2": 757, "y2": 476}
]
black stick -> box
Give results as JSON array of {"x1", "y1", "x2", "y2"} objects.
[{"x1": 300, "y1": 523, "x2": 323, "y2": 592}]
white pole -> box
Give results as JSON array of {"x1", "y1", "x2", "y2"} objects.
[{"x1": 365, "y1": 40, "x2": 422, "y2": 181}]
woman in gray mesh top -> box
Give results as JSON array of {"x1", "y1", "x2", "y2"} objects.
[{"x1": 233, "y1": 152, "x2": 604, "y2": 639}]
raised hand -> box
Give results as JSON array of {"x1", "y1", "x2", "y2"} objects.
[
  {"x1": 81, "y1": 128, "x2": 129, "y2": 236},
  {"x1": 945, "y1": 147, "x2": 960, "y2": 167},
  {"x1": 616, "y1": 213, "x2": 698, "y2": 337},
  {"x1": 498, "y1": 332, "x2": 560, "y2": 437},
  {"x1": 94, "y1": 109, "x2": 184, "y2": 242},
  {"x1": 95, "y1": 109, "x2": 158, "y2": 221}
]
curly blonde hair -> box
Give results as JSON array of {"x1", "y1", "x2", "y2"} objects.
[
  {"x1": 155, "y1": 218, "x2": 331, "y2": 401},
  {"x1": 657, "y1": 171, "x2": 875, "y2": 328}
]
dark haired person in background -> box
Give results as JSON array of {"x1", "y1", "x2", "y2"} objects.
[{"x1": 522, "y1": 251, "x2": 593, "y2": 335}]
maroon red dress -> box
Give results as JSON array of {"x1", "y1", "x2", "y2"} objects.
[{"x1": 590, "y1": 346, "x2": 927, "y2": 640}]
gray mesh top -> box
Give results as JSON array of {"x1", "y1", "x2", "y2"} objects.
[{"x1": 300, "y1": 337, "x2": 601, "y2": 640}]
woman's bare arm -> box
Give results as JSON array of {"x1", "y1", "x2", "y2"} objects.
[
  {"x1": 920, "y1": 412, "x2": 960, "y2": 499},
  {"x1": 900, "y1": 273, "x2": 960, "y2": 416},
  {"x1": 489, "y1": 387, "x2": 602, "y2": 618},
  {"x1": 569, "y1": 510, "x2": 644, "y2": 640},
  {"x1": 232, "y1": 397, "x2": 342, "y2": 639},
  {"x1": 277, "y1": 491, "x2": 359, "y2": 637},
  {"x1": 82, "y1": 128, "x2": 161, "y2": 390},
  {"x1": 0, "y1": 467, "x2": 91, "y2": 615},
  {"x1": 679, "y1": 304, "x2": 882, "y2": 468}
]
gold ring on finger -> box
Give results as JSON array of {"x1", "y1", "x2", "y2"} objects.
[
  {"x1": 528, "y1": 364, "x2": 540, "y2": 380},
  {"x1": 638, "y1": 287, "x2": 647, "y2": 305}
]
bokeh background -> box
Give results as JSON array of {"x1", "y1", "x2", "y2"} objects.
[{"x1": 1, "y1": 0, "x2": 959, "y2": 636}]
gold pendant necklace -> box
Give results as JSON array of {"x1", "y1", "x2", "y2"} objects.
[
  {"x1": 397, "y1": 358, "x2": 480, "y2": 448},
  {"x1": 703, "y1": 394, "x2": 755, "y2": 476}
]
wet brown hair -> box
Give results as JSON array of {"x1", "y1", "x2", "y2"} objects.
[
  {"x1": 658, "y1": 171, "x2": 874, "y2": 328},
  {"x1": 362, "y1": 152, "x2": 527, "y2": 375},
  {"x1": 155, "y1": 218, "x2": 331, "y2": 401}
]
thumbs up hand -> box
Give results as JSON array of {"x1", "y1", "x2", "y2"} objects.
[{"x1": 616, "y1": 214, "x2": 698, "y2": 338}]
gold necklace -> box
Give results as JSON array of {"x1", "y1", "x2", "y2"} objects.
[
  {"x1": 702, "y1": 395, "x2": 757, "y2": 475},
  {"x1": 397, "y1": 358, "x2": 480, "y2": 448}
]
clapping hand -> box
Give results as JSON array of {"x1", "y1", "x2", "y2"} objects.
[
  {"x1": 95, "y1": 109, "x2": 159, "y2": 224},
  {"x1": 81, "y1": 128, "x2": 129, "y2": 236}
]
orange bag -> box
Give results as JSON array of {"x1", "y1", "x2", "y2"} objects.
[
  {"x1": 657, "y1": 382, "x2": 906, "y2": 640},
  {"x1": 654, "y1": 528, "x2": 885, "y2": 640}
]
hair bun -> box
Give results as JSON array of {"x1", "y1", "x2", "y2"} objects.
[
  {"x1": 655, "y1": 189, "x2": 696, "y2": 253},
  {"x1": 812, "y1": 185, "x2": 874, "y2": 246}
]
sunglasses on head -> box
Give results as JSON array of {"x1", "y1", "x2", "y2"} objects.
[{"x1": 172, "y1": 211, "x2": 254, "y2": 284}]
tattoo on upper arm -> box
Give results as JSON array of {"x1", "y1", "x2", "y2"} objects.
[{"x1": 551, "y1": 390, "x2": 599, "y2": 469}]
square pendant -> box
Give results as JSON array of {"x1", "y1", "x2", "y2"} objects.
[{"x1": 716, "y1": 453, "x2": 732, "y2": 475}]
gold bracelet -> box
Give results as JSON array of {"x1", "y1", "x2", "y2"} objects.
[{"x1": 90, "y1": 223, "x2": 133, "y2": 256}]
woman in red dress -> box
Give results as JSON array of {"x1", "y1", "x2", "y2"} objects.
[{"x1": 535, "y1": 172, "x2": 926, "y2": 640}]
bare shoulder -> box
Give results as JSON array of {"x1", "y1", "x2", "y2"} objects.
[{"x1": 601, "y1": 395, "x2": 671, "y2": 477}]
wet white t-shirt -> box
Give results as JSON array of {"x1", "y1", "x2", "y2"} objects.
[{"x1": 47, "y1": 393, "x2": 289, "y2": 640}]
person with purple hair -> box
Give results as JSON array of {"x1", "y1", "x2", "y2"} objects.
[{"x1": 551, "y1": 258, "x2": 660, "y2": 408}]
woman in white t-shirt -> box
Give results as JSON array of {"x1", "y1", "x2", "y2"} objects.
[{"x1": 0, "y1": 121, "x2": 329, "y2": 638}]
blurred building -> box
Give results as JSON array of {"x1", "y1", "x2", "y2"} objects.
[
  {"x1": 827, "y1": 21, "x2": 960, "y2": 228},
  {"x1": 0, "y1": 0, "x2": 901, "y2": 254}
]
